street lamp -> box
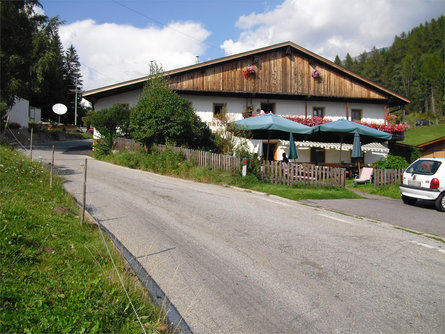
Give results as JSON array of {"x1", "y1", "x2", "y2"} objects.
[{"x1": 69, "y1": 76, "x2": 81, "y2": 126}]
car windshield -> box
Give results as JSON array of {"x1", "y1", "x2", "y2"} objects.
[{"x1": 406, "y1": 160, "x2": 441, "y2": 175}]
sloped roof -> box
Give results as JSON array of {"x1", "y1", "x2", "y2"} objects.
[{"x1": 83, "y1": 41, "x2": 410, "y2": 105}]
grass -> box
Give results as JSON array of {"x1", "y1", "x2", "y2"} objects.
[
  {"x1": 0, "y1": 145, "x2": 166, "y2": 333},
  {"x1": 403, "y1": 123, "x2": 445, "y2": 146},
  {"x1": 98, "y1": 149, "x2": 364, "y2": 200},
  {"x1": 346, "y1": 179, "x2": 402, "y2": 199}
]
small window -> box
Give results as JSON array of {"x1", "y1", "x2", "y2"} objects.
[
  {"x1": 213, "y1": 103, "x2": 226, "y2": 118},
  {"x1": 313, "y1": 107, "x2": 324, "y2": 118},
  {"x1": 351, "y1": 109, "x2": 362, "y2": 121},
  {"x1": 261, "y1": 103, "x2": 275, "y2": 114},
  {"x1": 311, "y1": 147, "x2": 325, "y2": 163}
]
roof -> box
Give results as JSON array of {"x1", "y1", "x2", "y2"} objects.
[{"x1": 83, "y1": 41, "x2": 410, "y2": 105}]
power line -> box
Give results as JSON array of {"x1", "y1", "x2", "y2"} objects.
[{"x1": 111, "y1": 0, "x2": 220, "y2": 51}]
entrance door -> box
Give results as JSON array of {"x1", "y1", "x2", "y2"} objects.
[{"x1": 263, "y1": 142, "x2": 277, "y2": 161}]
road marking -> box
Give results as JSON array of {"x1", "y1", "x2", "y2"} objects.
[
  {"x1": 260, "y1": 197, "x2": 293, "y2": 207},
  {"x1": 318, "y1": 213, "x2": 354, "y2": 225},
  {"x1": 409, "y1": 240, "x2": 445, "y2": 254}
]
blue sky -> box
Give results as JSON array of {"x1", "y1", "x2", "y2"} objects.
[{"x1": 39, "y1": 0, "x2": 444, "y2": 90}]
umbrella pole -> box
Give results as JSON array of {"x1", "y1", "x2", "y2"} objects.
[
  {"x1": 339, "y1": 136, "x2": 343, "y2": 164},
  {"x1": 266, "y1": 131, "x2": 271, "y2": 161}
]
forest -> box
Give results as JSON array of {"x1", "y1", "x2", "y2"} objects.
[
  {"x1": 335, "y1": 16, "x2": 444, "y2": 122},
  {"x1": 0, "y1": 0, "x2": 84, "y2": 125}
]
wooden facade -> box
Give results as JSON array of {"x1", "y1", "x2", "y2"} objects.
[
  {"x1": 84, "y1": 42, "x2": 410, "y2": 107},
  {"x1": 169, "y1": 47, "x2": 387, "y2": 101}
]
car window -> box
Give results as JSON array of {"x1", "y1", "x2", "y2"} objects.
[{"x1": 406, "y1": 160, "x2": 441, "y2": 175}]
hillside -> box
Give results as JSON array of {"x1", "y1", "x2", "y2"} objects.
[
  {"x1": 338, "y1": 16, "x2": 444, "y2": 119},
  {"x1": 403, "y1": 123, "x2": 445, "y2": 146}
]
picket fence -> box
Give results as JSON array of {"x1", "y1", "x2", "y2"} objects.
[
  {"x1": 154, "y1": 144, "x2": 241, "y2": 172},
  {"x1": 261, "y1": 161, "x2": 346, "y2": 187},
  {"x1": 373, "y1": 168, "x2": 404, "y2": 188}
]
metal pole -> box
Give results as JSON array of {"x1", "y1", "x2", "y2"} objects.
[
  {"x1": 50, "y1": 145, "x2": 54, "y2": 188},
  {"x1": 81, "y1": 158, "x2": 87, "y2": 225},
  {"x1": 74, "y1": 76, "x2": 78, "y2": 126}
]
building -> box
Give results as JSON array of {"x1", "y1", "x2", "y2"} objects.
[
  {"x1": 6, "y1": 97, "x2": 41, "y2": 129},
  {"x1": 83, "y1": 41, "x2": 410, "y2": 164}
]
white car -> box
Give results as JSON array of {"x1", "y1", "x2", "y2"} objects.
[{"x1": 400, "y1": 157, "x2": 445, "y2": 211}]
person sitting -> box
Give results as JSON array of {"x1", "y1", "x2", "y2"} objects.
[{"x1": 282, "y1": 152, "x2": 289, "y2": 163}]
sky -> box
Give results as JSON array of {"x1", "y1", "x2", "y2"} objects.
[{"x1": 39, "y1": 0, "x2": 445, "y2": 91}]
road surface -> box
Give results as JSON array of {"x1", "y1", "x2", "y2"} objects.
[{"x1": 29, "y1": 141, "x2": 445, "y2": 334}]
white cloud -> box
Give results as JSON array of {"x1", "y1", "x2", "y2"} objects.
[
  {"x1": 59, "y1": 19, "x2": 210, "y2": 90},
  {"x1": 221, "y1": 0, "x2": 444, "y2": 60}
]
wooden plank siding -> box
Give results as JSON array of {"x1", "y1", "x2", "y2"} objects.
[{"x1": 168, "y1": 48, "x2": 387, "y2": 100}]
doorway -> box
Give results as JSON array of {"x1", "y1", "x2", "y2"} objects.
[{"x1": 262, "y1": 142, "x2": 277, "y2": 161}]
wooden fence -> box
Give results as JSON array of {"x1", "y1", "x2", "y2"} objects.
[
  {"x1": 154, "y1": 144, "x2": 241, "y2": 173},
  {"x1": 260, "y1": 161, "x2": 346, "y2": 187},
  {"x1": 373, "y1": 168, "x2": 404, "y2": 188}
]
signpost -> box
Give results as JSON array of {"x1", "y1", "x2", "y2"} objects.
[{"x1": 52, "y1": 103, "x2": 67, "y2": 124}]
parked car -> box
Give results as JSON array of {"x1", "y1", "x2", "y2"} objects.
[
  {"x1": 400, "y1": 158, "x2": 445, "y2": 211},
  {"x1": 414, "y1": 119, "x2": 432, "y2": 126}
]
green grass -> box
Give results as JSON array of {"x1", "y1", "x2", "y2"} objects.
[
  {"x1": 99, "y1": 149, "x2": 363, "y2": 200},
  {"x1": 346, "y1": 179, "x2": 402, "y2": 199},
  {"x1": 403, "y1": 123, "x2": 445, "y2": 146},
  {"x1": 0, "y1": 145, "x2": 166, "y2": 333}
]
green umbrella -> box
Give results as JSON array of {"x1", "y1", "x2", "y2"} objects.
[
  {"x1": 314, "y1": 118, "x2": 391, "y2": 163},
  {"x1": 351, "y1": 130, "x2": 363, "y2": 158},
  {"x1": 232, "y1": 113, "x2": 313, "y2": 160},
  {"x1": 288, "y1": 132, "x2": 298, "y2": 160}
]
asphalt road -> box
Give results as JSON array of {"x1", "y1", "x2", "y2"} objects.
[{"x1": 29, "y1": 141, "x2": 445, "y2": 334}]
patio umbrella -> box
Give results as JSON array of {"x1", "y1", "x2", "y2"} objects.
[
  {"x1": 232, "y1": 113, "x2": 313, "y2": 160},
  {"x1": 288, "y1": 132, "x2": 298, "y2": 160},
  {"x1": 313, "y1": 118, "x2": 392, "y2": 163},
  {"x1": 257, "y1": 140, "x2": 264, "y2": 158},
  {"x1": 351, "y1": 130, "x2": 363, "y2": 158},
  {"x1": 351, "y1": 130, "x2": 363, "y2": 173}
]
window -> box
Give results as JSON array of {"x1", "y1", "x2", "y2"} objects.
[
  {"x1": 213, "y1": 103, "x2": 226, "y2": 118},
  {"x1": 261, "y1": 103, "x2": 275, "y2": 114},
  {"x1": 351, "y1": 109, "x2": 362, "y2": 121},
  {"x1": 312, "y1": 107, "x2": 324, "y2": 118},
  {"x1": 311, "y1": 147, "x2": 325, "y2": 163}
]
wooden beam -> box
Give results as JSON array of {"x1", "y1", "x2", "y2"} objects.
[
  {"x1": 346, "y1": 102, "x2": 349, "y2": 120},
  {"x1": 305, "y1": 101, "x2": 308, "y2": 119}
]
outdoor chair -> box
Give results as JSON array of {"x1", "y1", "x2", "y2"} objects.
[{"x1": 353, "y1": 167, "x2": 374, "y2": 185}]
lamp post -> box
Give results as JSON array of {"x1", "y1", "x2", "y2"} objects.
[{"x1": 69, "y1": 76, "x2": 81, "y2": 126}]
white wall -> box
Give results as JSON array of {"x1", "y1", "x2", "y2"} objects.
[
  {"x1": 6, "y1": 98, "x2": 41, "y2": 128},
  {"x1": 94, "y1": 90, "x2": 141, "y2": 110}
]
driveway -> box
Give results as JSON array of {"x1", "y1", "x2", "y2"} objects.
[
  {"x1": 304, "y1": 192, "x2": 445, "y2": 239},
  {"x1": 28, "y1": 140, "x2": 445, "y2": 334}
]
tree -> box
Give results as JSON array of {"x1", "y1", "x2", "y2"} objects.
[
  {"x1": 130, "y1": 63, "x2": 218, "y2": 150},
  {"x1": 334, "y1": 55, "x2": 342, "y2": 66},
  {"x1": 1, "y1": 1, "x2": 84, "y2": 124},
  {"x1": 0, "y1": 0, "x2": 45, "y2": 107},
  {"x1": 29, "y1": 17, "x2": 66, "y2": 121},
  {"x1": 63, "y1": 45, "x2": 84, "y2": 125},
  {"x1": 84, "y1": 103, "x2": 131, "y2": 154}
]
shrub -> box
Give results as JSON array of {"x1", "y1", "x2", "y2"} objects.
[
  {"x1": 130, "y1": 62, "x2": 218, "y2": 151},
  {"x1": 373, "y1": 154, "x2": 409, "y2": 169}
]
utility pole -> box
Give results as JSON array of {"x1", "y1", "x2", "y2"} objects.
[{"x1": 74, "y1": 76, "x2": 78, "y2": 126}]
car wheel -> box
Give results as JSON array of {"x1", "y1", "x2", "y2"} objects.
[
  {"x1": 402, "y1": 195, "x2": 417, "y2": 205},
  {"x1": 434, "y1": 193, "x2": 445, "y2": 212}
]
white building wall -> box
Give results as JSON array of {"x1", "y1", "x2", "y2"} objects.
[
  {"x1": 6, "y1": 98, "x2": 40, "y2": 128},
  {"x1": 90, "y1": 90, "x2": 389, "y2": 164},
  {"x1": 94, "y1": 90, "x2": 141, "y2": 110}
]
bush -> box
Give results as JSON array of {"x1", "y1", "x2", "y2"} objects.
[
  {"x1": 130, "y1": 63, "x2": 218, "y2": 151},
  {"x1": 373, "y1": 154, "x2": 409, "y2": 169}
]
